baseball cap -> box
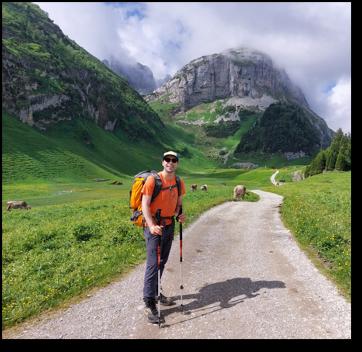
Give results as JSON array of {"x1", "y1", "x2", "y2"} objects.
[{"x1": 163, "y1": 151, "x2": 179, "y2": 160}]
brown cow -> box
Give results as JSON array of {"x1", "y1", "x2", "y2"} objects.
[
  {"x1": 233, "y1": 185, "x2": 246, "y2": 200},
  {"x1": 191, "y1": 184, "x2": 197, "y2": 192},
  {"x1": 6, "y1": 201, "x2": 31, "y2": 211}
]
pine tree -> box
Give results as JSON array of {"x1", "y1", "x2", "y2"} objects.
[
  {"x1": 308, "y1": 150, "x2": 327, "y2": 176},
  {"x1": 305, "y1": 129, "x2": 351, "y2": 178},
  {"x1": 304, "y1": 164, "x2": 311, "y2": 178},
  {"x1": 335, "y1": 133, "x2": 351, "y2": 171},
  {"x1": 325, "y1": 128, "x2": 344, "y2": 170}
]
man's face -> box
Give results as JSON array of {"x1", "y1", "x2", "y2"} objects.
[{"x1": 162, "y1": 156, "x2": 178, "y2": 173}]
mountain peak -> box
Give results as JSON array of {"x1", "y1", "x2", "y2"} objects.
[
  {"x1": 222, "y1": 47, "x2": 271, "y2": 60},
  {"x1": 147, "y1": 47, "x2": 308, "y2": 111}
]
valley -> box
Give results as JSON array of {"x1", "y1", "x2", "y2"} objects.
[{"x1": 2, "y1": 2, "x2": 350, "y2": 333}]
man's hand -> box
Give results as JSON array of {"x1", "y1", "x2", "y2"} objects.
[
  {"x1": 177, "y1": 213, "x2": 186, "y2": 223},
  {"x1": 150, "y1": 225, "x2": 163, "y2": 236}
]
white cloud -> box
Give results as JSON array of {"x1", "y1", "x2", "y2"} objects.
[
  {"x1": 324, "y1": 78, "x2": 351, "y2": 133},
  {"x1": 34, "y1": 2, "x2": 351, "y2": 133}
]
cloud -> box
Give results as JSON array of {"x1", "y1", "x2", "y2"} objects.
[
  {"x1": 33, "y1": 2, "x2": 139, "y2": 63},
  {"x1": 321, "y1": 77, "x2": 351, "y2": 133},
  {"x1": 34, "y1": 2, "x2": 351, "y2": 133}
]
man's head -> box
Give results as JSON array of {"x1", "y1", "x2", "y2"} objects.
[{"x1": 162, "y1": 151, "x2": 179, "y2": 174}]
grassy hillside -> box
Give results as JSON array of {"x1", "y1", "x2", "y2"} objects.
[
  {"x1": 3, "y1": 109, "x2": 222, "y2": 181},
  {"x1": 3, "y1": 2, "x2": 162, "y2": 138},
  {"x1": 3, "y1": 113, "x2": 118, "y2": 183},
  {"x1": 2, "y1": 109, "x2": 220, "y2": 207}
]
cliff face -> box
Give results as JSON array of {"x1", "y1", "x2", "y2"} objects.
[
  {"x1": 147, "y1": 48, "x2": 309, "y2": 112},
  {"x1": 147, "y1": 47, "x2": 334, "y2": 155},
  {"x1": 2, "y1": 2, "x2": 162, "y2": 138}
]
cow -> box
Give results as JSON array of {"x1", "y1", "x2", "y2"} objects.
[
  {"x1": 6, "y1": 201, "x2": 31, "y2": 211},
  {"x1": 200, "y1": 184, "x2": 208, "y2": 191},
  {"x1": 233, "y1": 185, "x2": 246, "y2": 200},
  {"x1": 191, "y1": 184, "x2": 197, "y2": 192}
]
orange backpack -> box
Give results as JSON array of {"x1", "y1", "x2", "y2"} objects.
[{"x1": 129, "y1": 170, "x2": 181, "y2": 226}]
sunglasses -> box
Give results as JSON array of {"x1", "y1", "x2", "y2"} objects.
[{"x1": 164, "y1": 157, "x2": 178, "y2": 163}]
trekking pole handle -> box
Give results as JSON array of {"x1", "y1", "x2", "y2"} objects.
[
  {"x1": 176, "y1": 205, "x2": 183, "y2": 222},
  {"x1": 155, "y1": 209, "x2": 161, "y2": 225}
]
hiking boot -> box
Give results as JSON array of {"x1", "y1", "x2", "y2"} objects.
[
  {"x1": 159, "y1": 293, "x2": 175, "y2": 306},
  {"x1": 144, "y1": 299, "x2": 165, "y2": 324}
]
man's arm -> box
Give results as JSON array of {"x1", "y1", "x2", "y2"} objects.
[{"x1": 142, "y1": 194, "x2": 162, "y2": 235}]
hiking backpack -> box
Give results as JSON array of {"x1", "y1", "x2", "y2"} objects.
[{"x1": 129, "y1": 170, "x2": 181, "y2": 226}]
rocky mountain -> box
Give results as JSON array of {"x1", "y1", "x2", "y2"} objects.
[
  {"x1": 147, "y1": 48, "x2": 309, "y2": 112},
  {"x1": 2, "y1": 2, "x2": 163, "y2": 139},
  {"x1": 103, "y1": 57, "x2": 157, "y2": 95},
  {"x1": 147, "y1": 47, "x2": 334, "y2": 156}
]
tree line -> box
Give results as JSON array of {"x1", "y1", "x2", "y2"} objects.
[{"x1": 305, "y1": 129, "x2": 351, "y2": 178}]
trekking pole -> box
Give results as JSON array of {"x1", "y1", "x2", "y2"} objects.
[
  {"x1": 178, "y1": 206, "x2": 184, "y2": 312},
  {"x1": 155, "y1": 209, "x2": 162, "y2": 328}
]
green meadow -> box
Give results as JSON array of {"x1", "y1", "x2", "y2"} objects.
[{"x1": 2, "y1": 168, "x2": 350, "y2": 329}]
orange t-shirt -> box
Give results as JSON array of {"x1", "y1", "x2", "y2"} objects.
[{"x1": 142, "y1": 172, "x2": 186, "y2": 225}]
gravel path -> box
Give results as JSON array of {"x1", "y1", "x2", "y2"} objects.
[
  {"x1": 3, "y1": 190, "x2": 351, "y2": 339},
  {"x1": 270, "y1": 170, "x2": 279, "y2": 186}
]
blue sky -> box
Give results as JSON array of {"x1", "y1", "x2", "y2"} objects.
[
  {"x1": 104, "y1": 2, "x2": 146, "y2": 19},
  {"x1": 34, "y1": 2, "x2": 351, "y2": 133}
]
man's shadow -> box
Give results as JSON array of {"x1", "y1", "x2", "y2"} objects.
[{"x1": 162, "y1": 277, "x2": 285, "y2": 323}]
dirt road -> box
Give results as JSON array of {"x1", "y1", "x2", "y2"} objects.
[{"x1": 3, "y1": 190, "x2": 351, "y2": 339}]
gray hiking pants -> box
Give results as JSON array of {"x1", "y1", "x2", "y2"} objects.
[{"x1": 143, "y1": 221, "x2": 174, "y2": 301}]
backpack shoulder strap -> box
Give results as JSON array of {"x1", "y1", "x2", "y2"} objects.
[
  {"x1": 151, "y1": 174, "x2": 162, "y2": 203},
  {"x1": 176, "y1": 175, "x2": 181, "y2": 196},
  {"x1": 151, "y1": 175, "x2": 181, "y2": 202}
]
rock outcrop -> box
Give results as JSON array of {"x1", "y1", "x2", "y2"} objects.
[{"x1": 147, "y1": 48, "x2": 309, "y2": 112}]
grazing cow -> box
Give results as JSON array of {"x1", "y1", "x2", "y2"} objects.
[
  {"x1": 233, "y1": 185, "x2": 246, "y2": 200},
  {"x1": 191, "y1": 184, "x2": 197, "y2": 192},
  {"x1": 200, "y1": 184, "x2": 208, "y2": 191},
  {"x1": 6, "y1": 200, "x2": 31, "y2": 211}
]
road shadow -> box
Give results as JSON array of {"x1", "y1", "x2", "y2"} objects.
[{"x1": 162, "y1": 277, "x2": 285, "y2": 323}]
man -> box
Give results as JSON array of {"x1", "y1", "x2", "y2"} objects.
[{"x1": 141, "y1": 151, "x2": 186, "y2": 324}]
